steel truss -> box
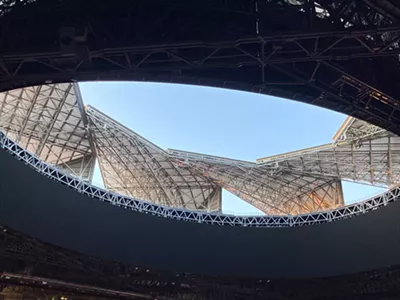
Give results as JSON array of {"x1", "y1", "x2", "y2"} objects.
[
  {"x1": 1, "y1": 131, "x2": 398, "y2": 228},
  {"x1": 258, "y1": 117, "x2": 400, "y2": 187},
  {"x1": 334, "y1": 117, "x2": 386, "y2": 142},
  {"x1": 0, "y1": 84, "x2": 344, "y2": 215},
  {"x1": 0, "y1": 83, "x2": 94, "y2": 182},
  {"x1": 86, "y1": 103, "x2": 346, "y2": 215},
  {"x1": 168, "y1": 150, "x2": 344, "y2": 215},
  {"x1": 1, "y1": 1, "x2": 400, "y2": 135},
  {"x1": 1, "y1": 84, "x2": 398, "y2": 216},
  {"x1": 85, "y1": 106, "x2": 222, "y2": 212}
]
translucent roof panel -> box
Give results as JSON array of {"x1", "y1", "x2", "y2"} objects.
[
  {"x1": 257, "y1": 118, "x2": 400, "y2": 188},
  {"x1": 0, "y1": 83, "x2": 94, "y2": 182},
  {"x1": 168, "y1": 149, "x2": 344, "y2": 215},
  {"x1": 86, "y1": 105, "x2": 222, "y2": 212},
  {"x1": 2, "y1": 84, "x2": 393, "y2": 215}
]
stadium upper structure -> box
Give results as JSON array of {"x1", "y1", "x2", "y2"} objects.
[{"x1": 1, "y1": 83, "x2": 398, "y2": 215}]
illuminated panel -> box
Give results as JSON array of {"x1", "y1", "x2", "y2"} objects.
[
  {"x1": 169, "y1": 149, "x2": 344, "y2": 215},
  {"x1": 86, "y1": 105, "x2": 221, "y2": 212},
  {"x1": 0, "y1": 83, "x2": 94, "y2": 182},
  {"x1": 258, "y1": 118, "x2": 400, "y2": 187}
]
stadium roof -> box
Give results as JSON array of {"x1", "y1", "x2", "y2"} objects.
[
  {"x1": 333, "y1": 116, "x2": 387, "y2": 143},
  {"x1": 0, "y1": 83, "x2": 95, "y2": 182},
  {"x1": 168, "y1": 149, "x2": 344, "y2": 215},
  {"x1": 0, "y1": 83, "x2": 396, "y2": 215},
  {"x1": 257, "y1": 117, "x2": 400, "y2": 188},
  {"x1": 85, "y1": 105, "x2": 221, "y2": 211}
]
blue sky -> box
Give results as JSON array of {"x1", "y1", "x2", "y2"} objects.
[{"x1": 79, "y1": 82, "x2": 385, "y2": 215}]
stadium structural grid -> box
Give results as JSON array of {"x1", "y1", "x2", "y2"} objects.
[
  {"x1": 85, "y1": 105, "x2": 222, "y2": 212},
  {"x1": 2, "y1": 82, "x2": 400, "y2": 215},
  {"x1": 3, "y1": 1, "x2": 400, "y2": 136},
  {"x1": 2, "y1": 0, "x2": 400, "y2": 298},
  {"x1": 168, "y1": 117, "x2": 400, "y2": 214},
  {"x1": 0, "y1": 82, "x2": 95, "y2": 182},
  {"x1": 1, "y1": 128, "x2": 399, "y2": 228},
  {"x1": 2, "y1": 127, "x2": 400, "y2": 299},
  {"x1": 86, "y1": 103, "x2": 344, "y2": 215}
]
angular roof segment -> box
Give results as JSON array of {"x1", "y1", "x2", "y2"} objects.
[
  {"x1": 0, "y1": 83, "x2": 95, "y2": 182},
  {"x1": 258, "y1": 117, "x2": 400, "y2": 188},
  {"x1": 85, "y1": 106, "x2": 222, "y2": 212},
  {"x1": 333, "y1": 116, "x2": 386, "y2": 143},
  {"x1": 168, "y1": 149, "x2": 344, "y2": 215},
  {"x1": 0, "y1": 83, "x2": 393, "y2": 215}
]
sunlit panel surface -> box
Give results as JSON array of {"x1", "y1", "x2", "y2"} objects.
[{"x1": 0, "y1": 83, "x2": 396, "y2": 215}]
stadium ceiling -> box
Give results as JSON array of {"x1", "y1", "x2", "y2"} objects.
[
  {"x1": 0, "y1": 83, "x2": 398, "y2": 215},
  {"x1": 2, "y1": 0, "x2": 400, "y2": 137},
  {"x1": 85, "y1": 106, "x2": 222, "y2": 212},
  {"x1": 170, "y1": 116, "x2": 400, "y2": 214},
  {"x1": 257, "y1": 117, "x2": 400, "y2": 187},
  {"x1": 168, "y1": 150, "x2": 345, "y2": 215},
  {"x1": 0, "y1": 83, "x2": 95, "y2": 182}
]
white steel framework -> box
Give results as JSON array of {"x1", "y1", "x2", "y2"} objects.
[
  {"x1": 1, "y1": 83, "x2": 398, "y2": 216},
  {"x1": 257, "y1": 117, "x2": 400, "y2": 188},
  {"x1": 168, "y1": 150, "x2": 344, "y2": 215},
  {"x1": 0, "y1": 83, "x2": 94, "y2": 182},
  {"x1": 333, "y1": 117, "x2": 386, "y2": 143},
  {"x1": 85, "y1": 106, "x2": 222, "y2": 212},
  {"x1": 1, "y1": 131, "x2": 398, "y2": 228}
]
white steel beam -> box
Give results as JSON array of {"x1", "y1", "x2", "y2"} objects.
[
  {"x1": 258, "y1": 118, "x2": 400, "y2": 188},
  {"x1": 86, "y1": 105, "x2": 222, "y2": 212},
  {"x1": 169, "y1": 149, "x2": 344, "y2": 215},
  {"x1": 1, "y1": 131, "x2": 398, "y2": 228},
  {"x1": 0, "y1": 84, "x2": 95, "y2": 181}
]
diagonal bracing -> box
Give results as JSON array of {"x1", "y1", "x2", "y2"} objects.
[
  {"x1": 1, "y1": 83, "x2": 396, "y2": 216},
  {"x1": 168, "y1": 149, "x2": 344, "y2": 215},
  {"x1": 0, "y1": 83, "x2": 95, "y2": 182},
  {"x1": 85, "y1": 105, "x2": 222, "y2": 212},
  {"x1": 257, "y1": 117, "x2": 400, "y2": 188}
]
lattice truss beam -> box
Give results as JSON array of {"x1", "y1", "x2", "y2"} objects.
[
  {"x1": 3, "y1": 0, "x2": 400, "y2": 137},
  {"x1": 0, "y1": 83, "x2": 397, "y2": 216},
  {"x1": 2, "y1": 130, "x2": 399, "y2": 228},
  {"x1": 0, "y1": 83, "x2": 95, "y2": 181},
  {"x1": 257, "y1": 117, "x2": 400, "y2": 188},
  {"x1": 168, "y1": 117, "x2": 400, "y2": 215},
  {"x1": 168, "y1": 150, "x2": 344, "y2": 215},
  {"x1": 85, "y1": 106, "x2": 222, "y2": 212},
  {"x1": 0, "y1": 83, "x2": 346, "y2": 215}
]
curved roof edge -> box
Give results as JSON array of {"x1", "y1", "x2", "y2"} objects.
[
  {"x1": 2, "y1": 131, "x2": 400, "y2": 278},
  {"x1": 0, "y1": 131, "x2": 397, "y2": 228}
]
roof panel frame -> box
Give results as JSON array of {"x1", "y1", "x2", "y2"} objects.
[
  {"x1": 86, "y1": 105, "x2": 221, "y2": 211},
  {"x1": 0, "y1": 83, "x2": 94, "y2": 181}
]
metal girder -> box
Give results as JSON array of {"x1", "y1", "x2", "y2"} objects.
[
  {"x1": 334, "y1": 116, "x2": 386, "y2": 142},
  {"x1": 258, "y1": 117, "x2": 400, "y2": 187},
  {"x1": 168, "y1": 149, "x2": 344, "y2": 215},
  {"x1": 361, "y1": 0, "x2": 400, "y2": 22},
  {"x1": 34, "y1": 83, "x2": 73, "y2": 156},
  {"x1": 0, "y1": 83, "x2": 344, "y2": 214},
  {"x1": 0, "y1": 84, "x2": 94, "y2": 181},
  {"x1": 0, "y1": 84, "x2": 396, "y2": 215},
  {"x1": 1, "y1": 0, "x2": 400, "y2": 135},
  {"x1": 58, "y1": 154, "x2": 95, "y2": 183},
  {"x1": 85, "y1": 105, "x2": 222, "y2": 212},
  {"x1": 1, "y1": 130, "x2": 398, "y2": 228},
  {"x1": 0, "y1": 0, "x2": 399, "y2": 215}
]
